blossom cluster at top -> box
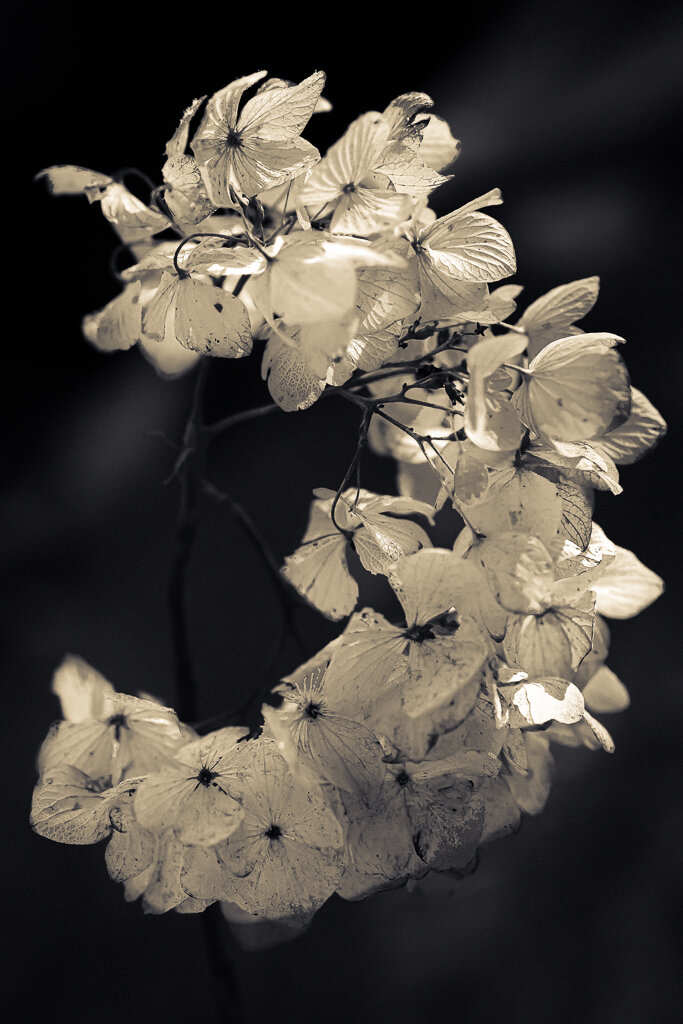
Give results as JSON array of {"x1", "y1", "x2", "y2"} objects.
[{"x1": 33, "y1": 71, "x2": 666, "y2": 936}]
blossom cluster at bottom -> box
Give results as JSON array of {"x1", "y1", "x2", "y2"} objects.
[{"x1": 30, "y1": 566, "x2": 639, "y2": 934}]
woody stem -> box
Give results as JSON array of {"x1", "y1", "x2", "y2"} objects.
[{"x1": 168, "y1": 358, "x2": 209, "y2": 722}]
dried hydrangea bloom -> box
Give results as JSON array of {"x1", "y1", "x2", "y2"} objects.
[
  {"x1": 338, "y1": 753, "x2": 495, "y2": 900},
  {"x1": 31, "y1": 766, "x2": 120, "y2": 845},
  {"x1": 31, "y1": 70, "x2": 666, "y2": 934},
  {"x1": 281, "y1": 487, "x2": 433, "y2": 620},
  {"x1": 191, "y1": 71, "x2": 325, "y2": 204},
  {"x1": 183, "y1": 738, "x2": 345, "y2": 919},
  {"x1": 323, "y1": 549, "x2": 488, "y2": 758},
  {"x1": 263, "y1": 664, "x2": 387, "y2": 803},
  {"x1": 133, "y1": 727, "x2": 248, "y2": 846},
  {"x1": 38, "y1": 656, "x2": 186, "y2": 784}
]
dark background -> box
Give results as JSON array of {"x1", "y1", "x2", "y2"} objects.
[{"x1": 4, "y1": 3, "x2": 682, "y2": 1021}]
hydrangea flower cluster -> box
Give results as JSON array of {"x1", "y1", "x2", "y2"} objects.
[{"x1": 33, "y1": 71, "x2": 666, "y2": 935}]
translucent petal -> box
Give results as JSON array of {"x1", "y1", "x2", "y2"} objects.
[
  {"x1": 191, "y1": 71, "x2": 268, "y2": 203},
  {"x1": 402, "y1": 637, "x2": 485, "y2": 718},
  {"x1": 520, "y1": 276, "x2": 600, "y2": 359},
  {"x1": 51, "y1": 655, "x2": 115, "y2": 722},
  {"x1": 526, "y1": 439, "x2": 622, "y2": 495},
  {"x1": 499, "y1": 678, "x2": 585, "y2": 726},
  {"x1": 261, "y1": 333, "x2": 327, "y2": 411},
  {"x1": 329, "y1": 186, "x2": 411, "y2": 236},
  {"x1": 467, "y1": 467, "x2": 566, "y2": 555},
  {"x1": 341, "y1": 785, "x2": 418, "y2": 893},
  {"x1": 597, "y1": 387, "x2": 667, "y2": 465},
  {"x1": 216, "y1": 742, "x2": 345, "y2": 918},
  {"x1": 352, "y1": 509, "x2": 432, "y2": 576},
  {"x1": 106, "y1": 791, "x2": 158, "y2": 882},
  {"x1": 139, "y1": 308, "x2": 200, "y2": 378},
  {"x1": 281, "y1": 532, "x2": 356, "y2": 620},
  {"x1": 181, "y1": 845, "x2": 243, "y2": 903},
  {"x1": 141, "y1": 271, "x2": 179, "y2": 341},
  {"x1": 374, "y1": 141, "x2": 451, "y2": 196},
  {"x1": 141, "y1": 832, "x2": 192, "y2": 914},
  {"x1": 506, "y1": 733, "x2": 553, "y2": 813},
  {"x1": 389, "y1": 548, "x2": 480, "y2": 625},
  {"x1": 266, "y1": 699, "x2": 387, "y2": 803},
  {"x1": 38, "y1": 719, "x2": 119, "y2": 780},
  {"x1": 237, "y1": 71, "x2": 325, "y2": 140},
  {"x1": 464, "y1": 373, "x2": 526, "y2": 453},
  {"x1": 301, "y1": 113, "x2": 391, "y2": 204},
  {"x1": 31, "y1": 766, "x2": 117, "y2": 845},
  {"x1": 262, "y1": 237, "x2": 361, "y2": 323},
  {"x1": 98, "y1": 183, "x2": 168, "y2": 242},
  {"x1": 165, "y1": 96, "x2": 206, "y2": 158},
  {"x1": 162, "y1": 154, "x2": 216, "y2": 225},
  {"x1": 82, "y1": 282, "x2": 142, "y2": 353},
  {"x1": 232, "y1": 136, "x2": 321, "y2": 197},
  {"x1": 591, "y1": 545, "x2": 664, "y2": 618},
  {"x1": 38, "y1": 690, "x2": 183, "y2": 781},
  {"x1": 512, "y1": 333, "x2": 631, "y2": 442},
  {"x1": 503, "y1": 595, "x2": 595, "y2": 677},
  {"x1": 582, "y1": 664, "x2": 630, "y2": 713},
  {"x1": 323, "y1": 611, "x2": 409, "y2": 712},
  {"x1": 418, "y1": 114, "x2": 461, "y2": 172},
  {"x1": 466, "y1": 333, "x2": 528, "y2": 380},
  {"x1": 35, "y1": 165, "x2": 112, "y2": 196},
  {"x1": 417, "y1": 193, "x2": 516, "y2": 285},
  {"x1": 174, "y1": 279, "x2": 252, "y2": 357},
  {"x1": 477, "y1": 532, "x2": 554, "y2": 613},
  {"x1": 184, "y1": 241, "x2": 266, "y2": 277}
]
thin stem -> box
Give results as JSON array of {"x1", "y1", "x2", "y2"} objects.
[
  {"x1": 231, "y1": 274, "x2": 250, "y2": 299},
  {"x1": 279, "y1": 182, "x2": 293, "y2": 224},
  {"x1": 148, "y1": 186, "x2": 185, "y2": 239},
  {"x1": 172, "y1": 232, "x2": 252, "y2": 276},
  {"x1": 330, "y1": 405, "x2": 372, "y2": 537},
  {"x1": 207, "y1": 484, "x2": 308, "y2": 658},
  {"x1": 344, "y1": 366, "x2": 431, "y2": 391},
  {"x1": 167, "y1": 365, "x2": 246, "y2": 1019},
  {"x1": 245, "y1": 232, "x2": 272, "y2": 260},
  {"x1": 108, "y1": 243, "x2": 129, "y2": 284},
  {"x1": 372, "y1": 338, "x2": 464, "y2": 373},
  {"x1": 204, "y1": 402, "x2": 281, "y2": 439},
  {"x1": 371, "y1": 405, "x2": 434, "y2": 463},
  {"x1": 363, "y1": 402, "x2": 471, "y2": 534},
  {"x1": 113, "y1": 166, "x2": 156, "y2": 192},
  {"x1": 499, "y1": 321, "x2": 527, "y2": 334},
  {"x1": 347, "y1": 350, "x2": 466, "y2": 391},
  {"x1": 376, "y1": 393, "x2": 460, "y2": 415},
  {"x1": 423, "y1": 436, "x2": 455, "y2": 474},
  {"x1": 369, "y1": 401, "x2": 479, "y2": 537},
  {"x1": 308, "y1": 202, "x2": 332, "y2": 223},
  {"x1": 200, "y1": 904, "x2": 243, "y2": 1022},
  {"x1": 168, "y1": 359, "x2": 210, "y2": 722},
  {"x1": 502, "y1": 361, "x2": 532, "y2": 376}
]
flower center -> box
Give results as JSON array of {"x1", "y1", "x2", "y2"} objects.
[
  {"x1": 265, "y1": 823, "x2": 282, "y2": 840},
  {"x1": 404, "y1": 623, "x2": 435, "y2": 644},
  {"x1": 195, "y1": 766, "x2": 219, "y2": 787},
  {"x1": 85, "y1": 775, "x2": 112, "y2": 794},
  {"x1": 225, "y1": 129, "x2": 243, "y2": 149},
  {"x1": 342, "y1": 182, "x2": 356, "y2": 194},
  {"x1": 107, "y1": 714, "x2": 128, "y2": 741},
  {"x1": 304, "y1": 702, "x2": 321, "y2": 719}
]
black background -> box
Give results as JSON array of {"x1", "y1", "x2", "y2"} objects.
[{"x1": 4, "y1": 2, "x2": 683, "y2": 1021}]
